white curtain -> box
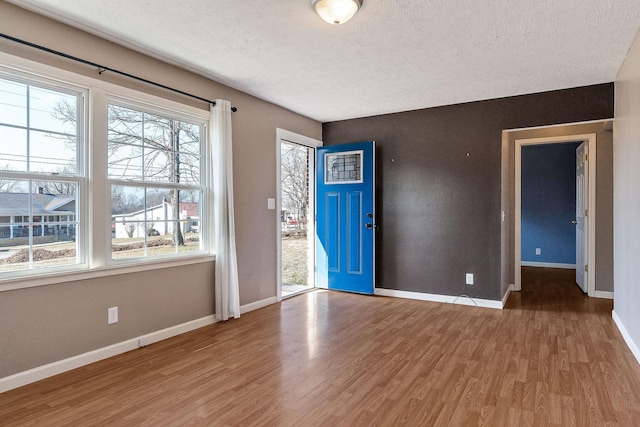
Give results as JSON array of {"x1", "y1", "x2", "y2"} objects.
[{"x1": 211, "y1": 100, "x2": 240, "y2": 321}]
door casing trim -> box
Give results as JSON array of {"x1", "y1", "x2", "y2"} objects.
[
  {"x1": 514, "y1": 134, "x2": 597, "y2": 296},
  {"x1": 276, "y1": 129, "x2": 322, "y2": 302}
]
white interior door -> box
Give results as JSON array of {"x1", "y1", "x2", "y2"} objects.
[{"x1": 575, "y1": 141, "x2": 588, "y2": 293}]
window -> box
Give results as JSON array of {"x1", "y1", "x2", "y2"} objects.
[
  {"x1": 107, "y1": 101, "x2": 205, "y2": 260},
  {"x1": 325, "y1": 150, "x2": 363, "y2": 184},
  {"x1": 0, "y1": 73, "x2": 85, "y2": 273},
  {"x1": 0, "y1": 60, "x2": 211, "y2": 286}
]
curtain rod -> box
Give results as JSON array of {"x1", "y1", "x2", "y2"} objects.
[{"x1": 0, "y1": 33, "x2": 238, "y2": 112}]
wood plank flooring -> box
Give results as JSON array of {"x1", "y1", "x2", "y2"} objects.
[{"x1": 2, "y1": 267, "x2": 640, "y2": 426}]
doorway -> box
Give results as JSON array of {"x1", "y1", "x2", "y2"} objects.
[
  {"x1": 276, "y1": 129, "x2": 322, "y2": 300},
  {"x1": 514, "y1": 134, "x2": 597, "y2": 295}
]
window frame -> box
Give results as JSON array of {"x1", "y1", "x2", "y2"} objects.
[
  {"x1": 0, "y1": 69, "x2": 89, "y2": 279},
  {"x1": 105, "y1": 96, "x2": 209, "y2": 264},
  {"x1": 0, "y1": 52, "x2": 214, "y2": 291}
]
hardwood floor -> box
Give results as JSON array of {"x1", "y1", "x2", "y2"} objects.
[{"x1": 2, "y1": 267, "x2": 640, "y2": 426}]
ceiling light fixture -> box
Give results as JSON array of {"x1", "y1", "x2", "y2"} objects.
[{"x1": 311, "y1": 0, "x2": 362, "y2": 25}]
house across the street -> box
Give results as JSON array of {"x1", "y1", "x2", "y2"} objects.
[
  {"x1": 111, "y1": 201, "x2": 199, "y2": 238},
  {"x1": 0, "y1": 193, "x2": 76, "y2": 240}
]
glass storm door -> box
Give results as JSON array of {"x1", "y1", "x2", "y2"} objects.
[{"x1": 315, "y1": 141, "x2": 375, "y2": 294}]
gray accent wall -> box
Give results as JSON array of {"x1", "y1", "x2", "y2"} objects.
[
  {"x1": 614, "y1": 30, "x2": 640, "y2": 358},
  {"x1": 323, "y1": 85, "x2": 613, "y2": 301}
]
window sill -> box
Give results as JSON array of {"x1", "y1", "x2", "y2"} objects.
[{"x1": 0, "y1": 255, "x2": 216, "y2": 292}]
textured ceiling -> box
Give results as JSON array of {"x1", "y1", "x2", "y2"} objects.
[{"x1": 8, "y1": 0, "x2": 640, "y2": 122}]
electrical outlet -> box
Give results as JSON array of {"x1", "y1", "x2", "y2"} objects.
[
  {"x1": 108, "y1": 306, "x2": 118, "y2": 324},
  {"x1": 466, "y1": 273, "x2": 474, "y2": 285},
  {"x1": 139, "y1": 337, "x2": 147, "y2": 347},
  {"x1": 535, "y1": 248, "x2": 541, "y2": 255}
]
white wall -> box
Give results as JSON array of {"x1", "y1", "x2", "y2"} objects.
[{"x1": 613, "y1": 29, "x2": 640, "y2": 363}]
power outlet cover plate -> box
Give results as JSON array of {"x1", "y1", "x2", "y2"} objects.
[{"x1": 108, "y1": 306, "x2": 118, "y2": 324}]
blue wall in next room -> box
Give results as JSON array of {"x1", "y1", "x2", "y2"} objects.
[{"x1": 521, "y1": 142, "x2": 581, "y2": 264}]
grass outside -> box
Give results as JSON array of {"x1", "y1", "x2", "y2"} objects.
[
  {"x1": 2, "y1": 234, "x2": 308, "y2": 277},
  {"x1": 111, "y1": 241, "x2": 200, "y2": 259},
  {"x1": 0, "y1": 233, "x2": 201, "y2": 271},
  {"x1": 281, "y1": 235, "x2": 309, "y2": 286},
  {"x1": 0, "y1": 256, "x2": 78, "y2": 271}
]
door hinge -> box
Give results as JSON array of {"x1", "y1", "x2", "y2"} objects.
[
  {"x1": 585, "y1": 153, "x2": 588, "y2": 162},
  {"x1": 585, "y1": 209, "x2": 588, "y2": 217},
  {"x1": 585, "y1": 265, "x2": 588, "y2": 272}
]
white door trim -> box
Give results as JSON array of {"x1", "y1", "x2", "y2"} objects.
[
  {"x1": 276, "y1": 129, "x2": 322, "y2": 302},
  {"x1": 514, "y1": 133, "x2": 597, "y2": 296}
]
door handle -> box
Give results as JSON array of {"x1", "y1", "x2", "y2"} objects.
[
  {"x1": 571, "y1": 220, "x2": 578, "y2": 225},
  {"x1": 366, "y1": 213, "x2": 378, "y2": 230}
]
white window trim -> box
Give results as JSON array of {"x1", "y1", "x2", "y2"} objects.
[
  {"x1": 105, "y1": 95, "x2": 209, "y2": 265},
  {"x1": 0, "y1": 69, "x2": 90, "y2": 278},
  {"x1": 0, "y1": 52, "x2": 214, "y2": 292},
  {"x1": 0, "y1": 256, "x2": 215, "y2": 292}
]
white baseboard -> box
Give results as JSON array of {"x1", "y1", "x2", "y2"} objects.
[
  {"x1": 501, "y1": 284, "x2": 515, "y2": 307},
  {"x1": 374, "y1": 288, "x2": 503, "y2": 310},
  {"x1": 593, "y1": 291, "x2": 614, "y2": 299},
  {"x1": 240, "y1": 296, "x2": 277, "y2": 314},
  {"x1": 0, "y1": 315, "x2": 216, "y2": 394},
  {"x1": 521, "y1": 262, "x2": 576, "y2": 269},
  {"x1": 612, "y1": 310, "x2": 640, "y2": 366}
]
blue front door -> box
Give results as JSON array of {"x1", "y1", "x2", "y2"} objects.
[{"x1": 316, "y1": 141, "x2": 375, "y2": 294}]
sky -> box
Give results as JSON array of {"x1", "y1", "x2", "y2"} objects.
[{"x1": 0, "y1": 75, "x2": 203, "y2": 197}]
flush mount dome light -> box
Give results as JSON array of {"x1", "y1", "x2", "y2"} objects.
[{"x1": 311, "y1": 0, "x2": 363, "y2": 25}]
